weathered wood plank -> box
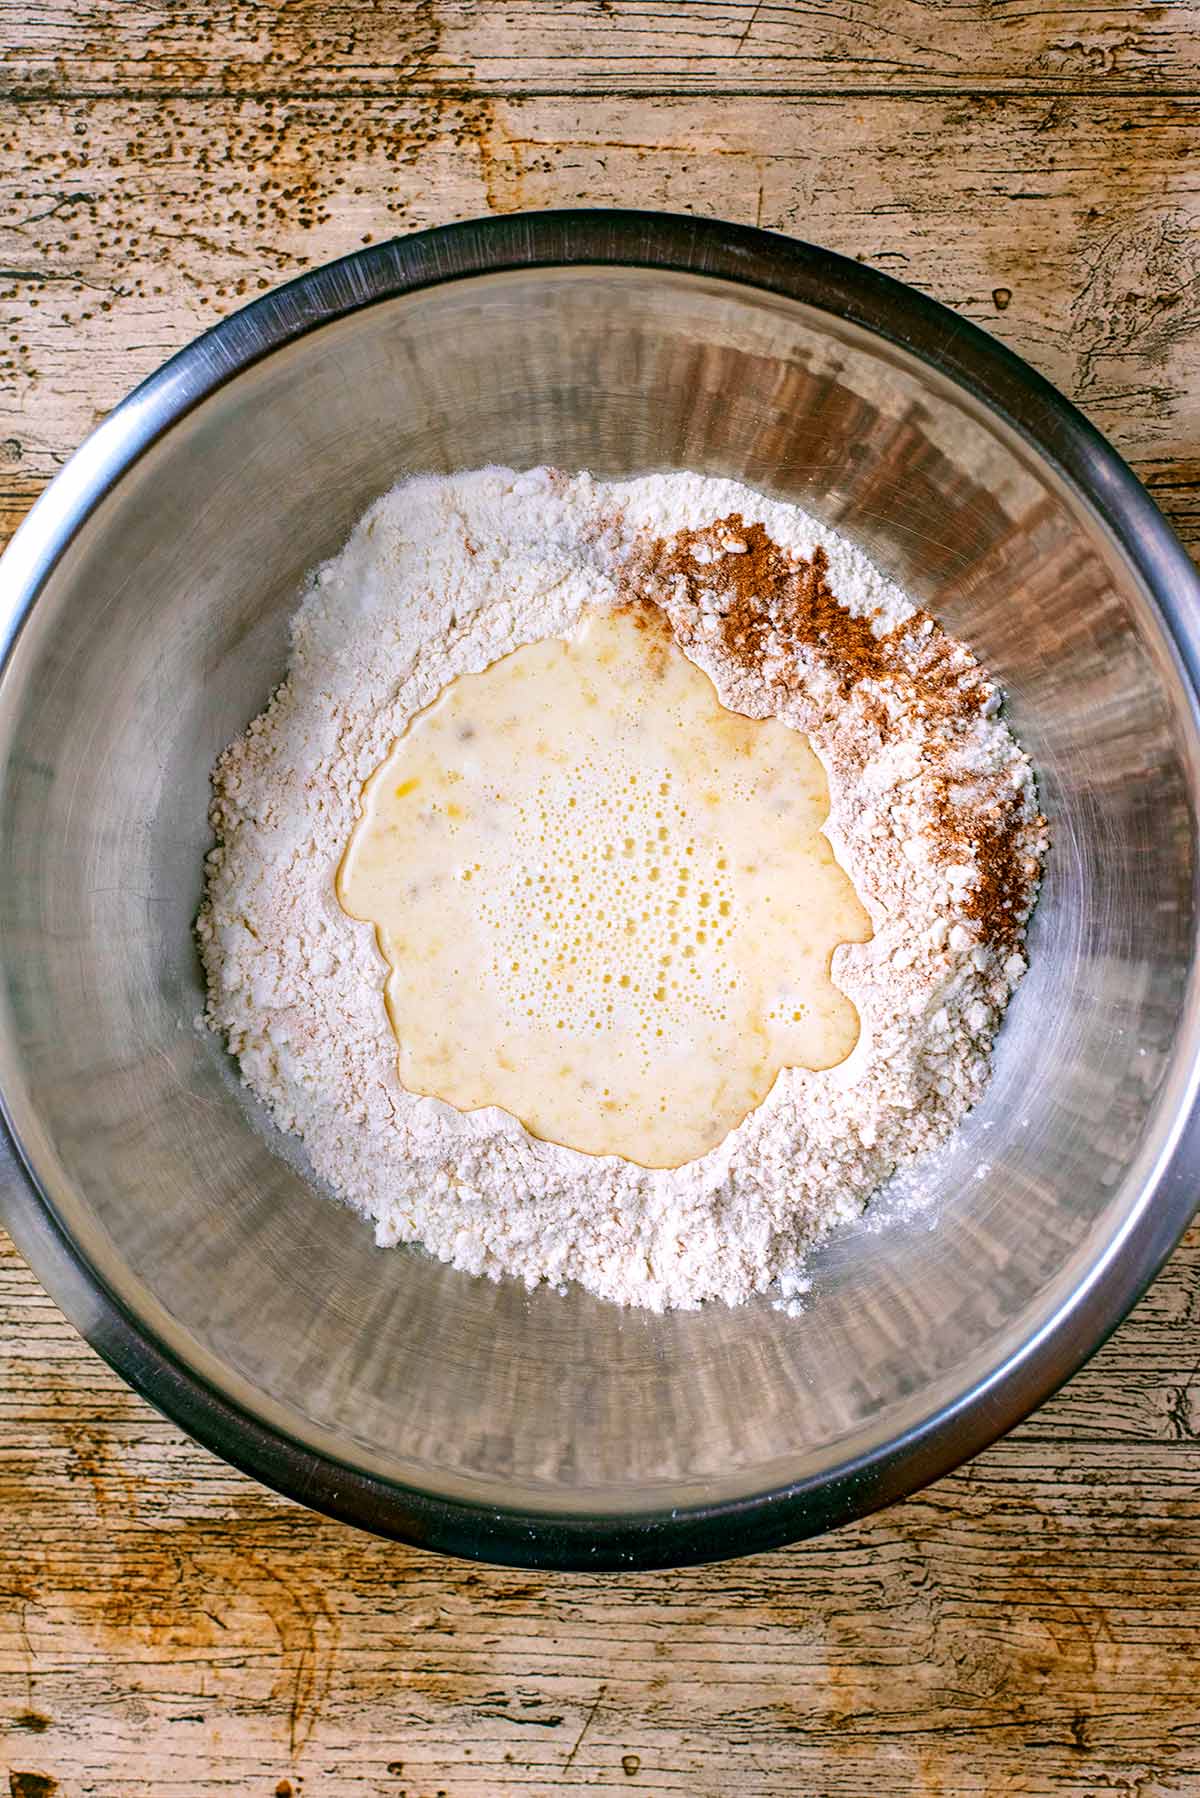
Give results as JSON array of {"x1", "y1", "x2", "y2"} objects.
[
  {"x1": 3, "y1": 0, "x2": 1198, "y2": 99},
  {"x1": 2, "y1": 93, "x2": 1199, "y2": 554}
]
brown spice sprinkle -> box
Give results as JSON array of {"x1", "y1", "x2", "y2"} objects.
[{"x1": 626, "y1": 511, "x2": 1046, "y2": 949}]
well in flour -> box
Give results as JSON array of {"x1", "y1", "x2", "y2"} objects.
[
  {"x1": 336, "y1": 603, "x2": 872, "y2": 1170},
  {"x1": 197, "y1": 466, "x2": 1048, "y2": 1311}
]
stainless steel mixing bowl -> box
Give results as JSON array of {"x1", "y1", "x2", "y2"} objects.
[{"x1": 2, "y1": 211, "x2": 1198, "y2": 1570}]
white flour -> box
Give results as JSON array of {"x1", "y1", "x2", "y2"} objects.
[{"x1": 198, "y1": 467, "x2": 1047, "y2": 1311}]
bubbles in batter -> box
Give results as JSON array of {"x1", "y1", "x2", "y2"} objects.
[{"x1": 337, "y1": 606, "x2": 871, "y2": 1167}]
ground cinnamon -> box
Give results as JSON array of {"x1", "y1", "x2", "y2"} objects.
[{"x1": 627, "y1": 511, "x2": 1045, "y2": 949}]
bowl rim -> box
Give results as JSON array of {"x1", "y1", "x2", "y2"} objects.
[{"x1": 2, "y1": 207, "x2": 1200, "y2": 1571}]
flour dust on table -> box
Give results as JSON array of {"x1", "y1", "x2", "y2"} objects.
[{"x1": 198, "y1": 467, "x2": 1047, "y2": 1311}]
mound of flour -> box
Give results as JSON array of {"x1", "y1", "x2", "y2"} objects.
[{"x1": 198, "y1": 467, "x2": 1046, "y2": 1311}]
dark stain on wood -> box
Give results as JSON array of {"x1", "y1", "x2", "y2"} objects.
[{"x1": 8, "y1": 1776, "x2": 58, "y2": 1798}]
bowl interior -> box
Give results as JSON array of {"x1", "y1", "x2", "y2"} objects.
[{"x1": 0, "y1": 263, "x2": 1195, "y2": 1524}]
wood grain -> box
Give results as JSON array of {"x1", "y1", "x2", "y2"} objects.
[
  {"x1": 4, "y1": 0, "x2": 1198, "y2": 98},
  {"x1": 2, "y1": 92, "x2": 1198, "y2": 552},
  {"x1": 3, "y1": 3, "x2": 1200, "y2": 1795}
]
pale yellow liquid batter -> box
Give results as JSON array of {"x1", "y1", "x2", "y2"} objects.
[{"x1": 337, "y1": 608, "x2": 872, "y2": 1168}]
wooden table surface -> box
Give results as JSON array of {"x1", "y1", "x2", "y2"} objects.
[{"x1": 3, "y1": 5, "x2": 1200, "y2": 1794}]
